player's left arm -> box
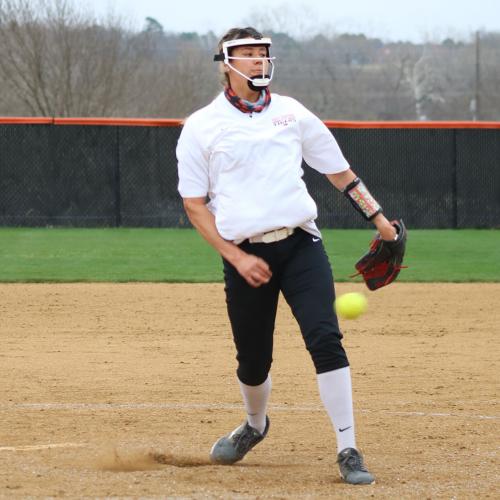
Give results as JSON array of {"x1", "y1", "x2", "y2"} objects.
[
  {"x1": 326, "y1": 169, "x2": 396, "y2": 240},
  {"x1": 326, "y1": 168, "x2": 407, "y2": 290}
]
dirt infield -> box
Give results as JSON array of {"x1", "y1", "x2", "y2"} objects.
[{"x1": 0, "y1": 283, "x2": 498, "y2": 499}]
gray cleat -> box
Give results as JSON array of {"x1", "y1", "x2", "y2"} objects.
[
  {"x1": 337, "y1": 447, "x2": 375, "y2": 485},
  {"x1": 209, "y1": 416, "x2": 270, "y2": 465}
]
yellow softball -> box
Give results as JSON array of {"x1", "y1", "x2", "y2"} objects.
[{"x1": 335, "y1": 292, "x2": 368, "y2": 320}]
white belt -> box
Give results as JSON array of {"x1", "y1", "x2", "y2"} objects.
[{"x1": 248, "y1": 227, "x2": 295, "y2": 244}]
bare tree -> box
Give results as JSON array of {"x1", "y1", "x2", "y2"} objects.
[
  {"x1": 476, "y1": 33, "x2": 500, "y2": 119},
  {"x1": 0, "y1": 0, "x2": 152, "y2": 116},
  {"x1": 0, "y1": 1, "x2": 498, "y2": 120},
  {"x1": 127, "y1": 32, "x2": 220, "y2": 118},
  {"x1": 404, "y1": 46, "x2": 446, "y2": 120}
]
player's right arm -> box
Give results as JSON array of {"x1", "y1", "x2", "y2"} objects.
[
  {"x1": 182, "y1": 197, "x2": 271, "y2": 288},
  {"x1": 177, "y1": 116, "x2": 271, "y2": 287}
]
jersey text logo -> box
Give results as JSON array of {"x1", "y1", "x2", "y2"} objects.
[{"x1": 272, "y1": 114, "x2": 297, "y2": 127}]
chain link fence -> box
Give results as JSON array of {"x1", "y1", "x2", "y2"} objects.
[{"x1": 0, "y1": 122, "x2": 499, "y2": 229}]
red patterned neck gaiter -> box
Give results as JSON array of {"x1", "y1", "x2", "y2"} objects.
[{"x1": 224, "y1": 86, "x2": 271, "y2": 113}]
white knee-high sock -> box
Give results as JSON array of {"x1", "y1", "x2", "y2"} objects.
[
  {"x1": 238, "y1": 375, "x2": 272, "y2": 434},
  {"x1": 317, "y1": 366, "x2": 356, "y2": 453}
]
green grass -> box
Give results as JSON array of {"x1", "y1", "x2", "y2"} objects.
[{"x1": 0, "y1": 227, "x2": 498, "y2": 282}]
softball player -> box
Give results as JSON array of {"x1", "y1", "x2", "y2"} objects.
[{"x1": 177, "y1": 26, "x2": 398, "y2": 485}]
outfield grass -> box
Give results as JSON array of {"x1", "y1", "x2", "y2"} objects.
[{"x1": 0, "y1": 227, "x2": 498, "y2": 282}]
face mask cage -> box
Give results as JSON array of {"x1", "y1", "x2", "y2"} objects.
[{"x1": 214, "y1": 37, "x2": 276, "y2": 88}]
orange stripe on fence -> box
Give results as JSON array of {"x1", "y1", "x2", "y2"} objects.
[
  {"x1": 0, "y1": 117, "x2": 499, "y2": 128},
  {"x1": 53, "y1": 117, "x2": 183, "y2": 127},
  {"x1": 0, "y1": 117, "x2": 54, "y2": 124},
  {"x1": 0, "y1": 117, "x2": 183, "y2": 126},
  {"x1": 323, "y1": 120, "x2": 500, "y2": 129}
]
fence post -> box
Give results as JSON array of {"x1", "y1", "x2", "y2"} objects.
[
  {"x1": 452, "y1": 129, "x2": 458, "y2": 229},
  {"x1": 114, "y1": 126, "x2": 122, "y2": 227}
]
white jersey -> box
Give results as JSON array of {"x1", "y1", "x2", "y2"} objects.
[{"x1": 176, "y1": 92, "x2": 350, "y2": 242}]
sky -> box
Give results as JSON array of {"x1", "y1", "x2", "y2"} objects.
[{"x1": 86, "y1": 0, "x2": 500, "y2": 42}]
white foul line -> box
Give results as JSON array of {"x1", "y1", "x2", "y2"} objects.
[
  {"x1": 0, "y1": 402, "x2": 497, "y2": 420},
  {"x1": 0, "y1": 443, "x2": 86, "y2": 452}
]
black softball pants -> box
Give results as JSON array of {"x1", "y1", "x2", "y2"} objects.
[{"x1": 223, "y1": 228, "x2": 349, "y2": 386}]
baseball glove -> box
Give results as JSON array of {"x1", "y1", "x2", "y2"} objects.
[{"x1": 354, "y1": 219, "x2": 407, "y2": 291}]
